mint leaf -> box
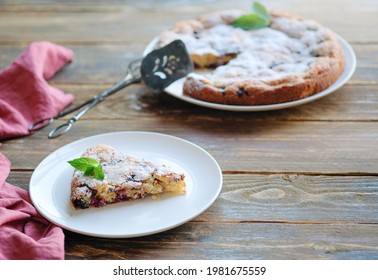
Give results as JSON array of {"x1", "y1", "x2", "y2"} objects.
[
  {"x1": 93, "y1": 166, "x2": 105, "y2": 181},
  {"x1": 252, "y1": 2, "x2": 269, "y2": 20},
  {"x1": 232, "y1": 14, "x2": 269, "y2": 30},
  {"x1": 68, "y1": 157, "x2": 105, "y2": 181},
  {"x1": 83, "y1": 166, "x2": 94, "y2": 177},
  {"x1": 231, "y1": 2, "x2": 270, "y2": 30}
]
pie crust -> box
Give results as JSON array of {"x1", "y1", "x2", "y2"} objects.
[{"x1": 156, "y1": 9, "x2": 345, "y2": 105}]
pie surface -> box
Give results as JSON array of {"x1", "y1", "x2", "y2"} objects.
[
  {"x1": 70, "y1": 145, "x2": 186, "y2": 209},
  {"x1": 156, "y1": 9, "x2": 345, "y2": 105}
]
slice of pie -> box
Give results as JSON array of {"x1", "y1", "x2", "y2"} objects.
[
  {"x1": 155, "y1": 9, "x2": 345, "y2": 105},
  {"x1": 69, "y1": 145, "x2": 186, "y2": 209}
]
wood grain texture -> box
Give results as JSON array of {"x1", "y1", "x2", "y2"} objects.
[
  {"x1": 3, "y1": 119, "x2": 378, "y2": 174},
  {"x1": 0, "y1": 0, "x2": 377, "y2": 44},
  {"x1": 63, "y1": 223, "x2": 378, "y2": 260}
]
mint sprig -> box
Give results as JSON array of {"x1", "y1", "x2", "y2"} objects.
[
  {"x1": 231, "y1": 2, "x2": 270, "y2": 30},
  {"x1": 68, "y1": 157, "x2": 105, "y2": 181}
]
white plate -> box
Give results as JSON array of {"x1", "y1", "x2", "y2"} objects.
[
  {"x1": 145, "y1": 33, "x2": 356, "y2": 111},
  {"x1": 30, "y1": 131, "x2": 222, "y2": 238}
]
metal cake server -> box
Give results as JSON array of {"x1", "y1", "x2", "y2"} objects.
[{"x1": 28, "y1": 39, "x2": 193, "y2": 138}]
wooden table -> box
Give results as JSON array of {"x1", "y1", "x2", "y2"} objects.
[{"x1": 1, "y1": 0, "x2": 377, "y2": 260}]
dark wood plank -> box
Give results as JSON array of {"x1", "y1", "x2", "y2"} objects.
[
  {"x1": 216, "y1": 174, "x2": 378, "y2": 223},
  {"x1": 3, "y1": 119, "x2": 378, "y2": 174},
  {"x1": 7, "y1": 171, "x2": 378, "y2": 224},
  {"x1": 0, "y1": 0, "x2": 376, "y2": 44},
  {"x1": 64, "y1": 222, "x2": 378, "y2": 259},
  {"x1": 44, "y1": 83, "x2": 378, "y2": 122}
]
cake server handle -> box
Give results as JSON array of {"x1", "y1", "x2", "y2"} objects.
[{"x1": 48, "y1": 59, "x2": 142, "y2": 139}]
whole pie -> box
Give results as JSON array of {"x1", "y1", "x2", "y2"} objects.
[
  {"x1": 70, "y1": 145, "x2": 186, "y2": 209},
  {"x1": 156, "y1": 9, "x2": 345, "y2": 105}
]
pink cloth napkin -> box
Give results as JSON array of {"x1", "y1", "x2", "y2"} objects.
[
  {"x1": 0, "y1": 41, "x2": 72, "y2": 259},
  {"x1": 0, "y1": 152, "x2": 64, "y2": 259},
  {"x1": 0, "y1": 41, "x2": 74, "y2": 140}
]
